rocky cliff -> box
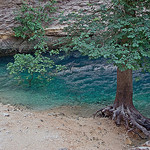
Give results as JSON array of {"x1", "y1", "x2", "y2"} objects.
[{"x1": 0, "y1": 0, "x2": 95, "y2": 56}]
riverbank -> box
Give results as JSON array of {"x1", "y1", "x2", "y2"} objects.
[{"x1": 0, "y1": 103, "x2": 147, "y2": 150}]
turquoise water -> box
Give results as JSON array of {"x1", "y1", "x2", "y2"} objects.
[{"x1": 0, "y1": 56, "x2": 150, "y2": 117}]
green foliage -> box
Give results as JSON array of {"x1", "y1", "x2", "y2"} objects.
[
  {"x1": 59, "y1": 0, "x2": 150, "y2": 71},
  {"x1": 13, "y1": 0, "x2": 56, "y2": 40},
  {"x1": 7, "y1": 54, "x2": 65, "y2": 85},
  {"x1": 7, "y1": 0, "x2": 64, "y2": 85},
  {"x1": 7, "y1": 54, "x2": 53, "y2": 85}
]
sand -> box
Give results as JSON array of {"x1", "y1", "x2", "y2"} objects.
[{"x1": 0, "y1": 103, "x2": 144, "y2": 150}]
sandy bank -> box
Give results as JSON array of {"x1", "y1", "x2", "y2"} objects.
[{"x1": 0, "y1": 103, "x2": 145, "y2": 150}]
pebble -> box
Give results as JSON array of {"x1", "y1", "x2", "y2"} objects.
[
  {"x1": 126, "y1": 137, "x2": 132, "y2": 145},
  {"x1": 58, "y1": 148, "x2": 68, "y2": 150},
  {"x1": 93, "y1": 137, "x2": 99, "y2": 141},
  {"x1": 23, "y1": 113, "x2": 32, "y2": 117},
  {"x1": 130, "y1": 141, "x2": 150, "y2": 150},
  {"x1": 0, "y1": 128, "x2": 6, "y2": 132},
  {"x1": 3, "y1": 113, "x2": 9, "y2": 117},
  {"x1": 143, "y1": 141, "x2": 150, "y2": 147},
  {"x1": 6, "y1": 131, "x2": 10, "y2": 134},
  {"x1": 96, "y1": 122, "x2": 101, "y2": 125},
  {"x1": 48, "y1": 113, "x2": 57, "y2": 116},
  {"x1": 130, "y1": 147, "x2": 150, "y2": 150},
  {"x1": 48, "y1": 113, "x2": 65, "y2": 117}
]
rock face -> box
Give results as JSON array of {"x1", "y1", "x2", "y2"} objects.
[
  {"x1": 0, "y1": 0, "x2": 100, "y2": 56},
  {"x1": 0, "y1": 32, "x2": 61, "y2": 56}
]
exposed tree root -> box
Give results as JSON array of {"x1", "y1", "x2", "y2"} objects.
[{"x1": 93, "y1": 105, "x2": 150, "y2": 138}]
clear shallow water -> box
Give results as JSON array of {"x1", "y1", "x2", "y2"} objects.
[{"x1": 0, "y1": 56, "x2": 150, "y2": 118}]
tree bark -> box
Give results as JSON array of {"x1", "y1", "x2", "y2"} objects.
[{"x1": 114, "y1": 68, "x2": 134, "y2": 108}]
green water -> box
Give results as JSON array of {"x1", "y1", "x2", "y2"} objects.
[{"x1": 0, "y1": 56, "x2": 150, "y2": 117}]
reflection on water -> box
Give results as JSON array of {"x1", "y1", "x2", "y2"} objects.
[{"x1": 0, "y1": 56, "x2": 150, "y2": 117}]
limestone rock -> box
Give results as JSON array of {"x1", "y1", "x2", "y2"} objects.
[{"x1": 0, "y1": 0, "x2": 104, "y2": 56}]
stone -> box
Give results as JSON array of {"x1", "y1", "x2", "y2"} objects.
[
  {"x1": 48, "y1": 112, "x2": 65, "y2": 117},
  {"x1": 130, "y1": 141, "x2": 150, "y2": 150},
  {"x1": 125, "y1": 137, "x2": 132, "y2": 145},
  {"x1": 130, "y1": 147, "x2": 150, "y2": 150},
  {"x1": 48, "y1": 113, "x2": 58, "y2": 116},
  {"x1": 3, "y1": 113, "x2": 9, "y2": 117},
  {"x1": 143, "y1": 141, "x2": 150, "y2": 147},
  {"x1": 0, "y1": 128, "x2": 6, "y2": 132},
  {"x1": 6, "y1": 131, "x2": 10, "y2": 134}
]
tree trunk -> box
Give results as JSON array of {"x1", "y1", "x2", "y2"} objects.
[
  {"x1": 94, "y1": 68, "x2": 150, "y2": 137},
  {"x1": 114, "y1": 68, "x2": 134, "y2": 108}
]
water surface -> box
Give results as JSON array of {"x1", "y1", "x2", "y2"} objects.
[{"x1": 0, "y1": 56, "x2": 149, "y2": 117}]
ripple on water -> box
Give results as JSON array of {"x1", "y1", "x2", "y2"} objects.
[{"x1": 0, "y1": 56, "x2": 150, "y2": 118}]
